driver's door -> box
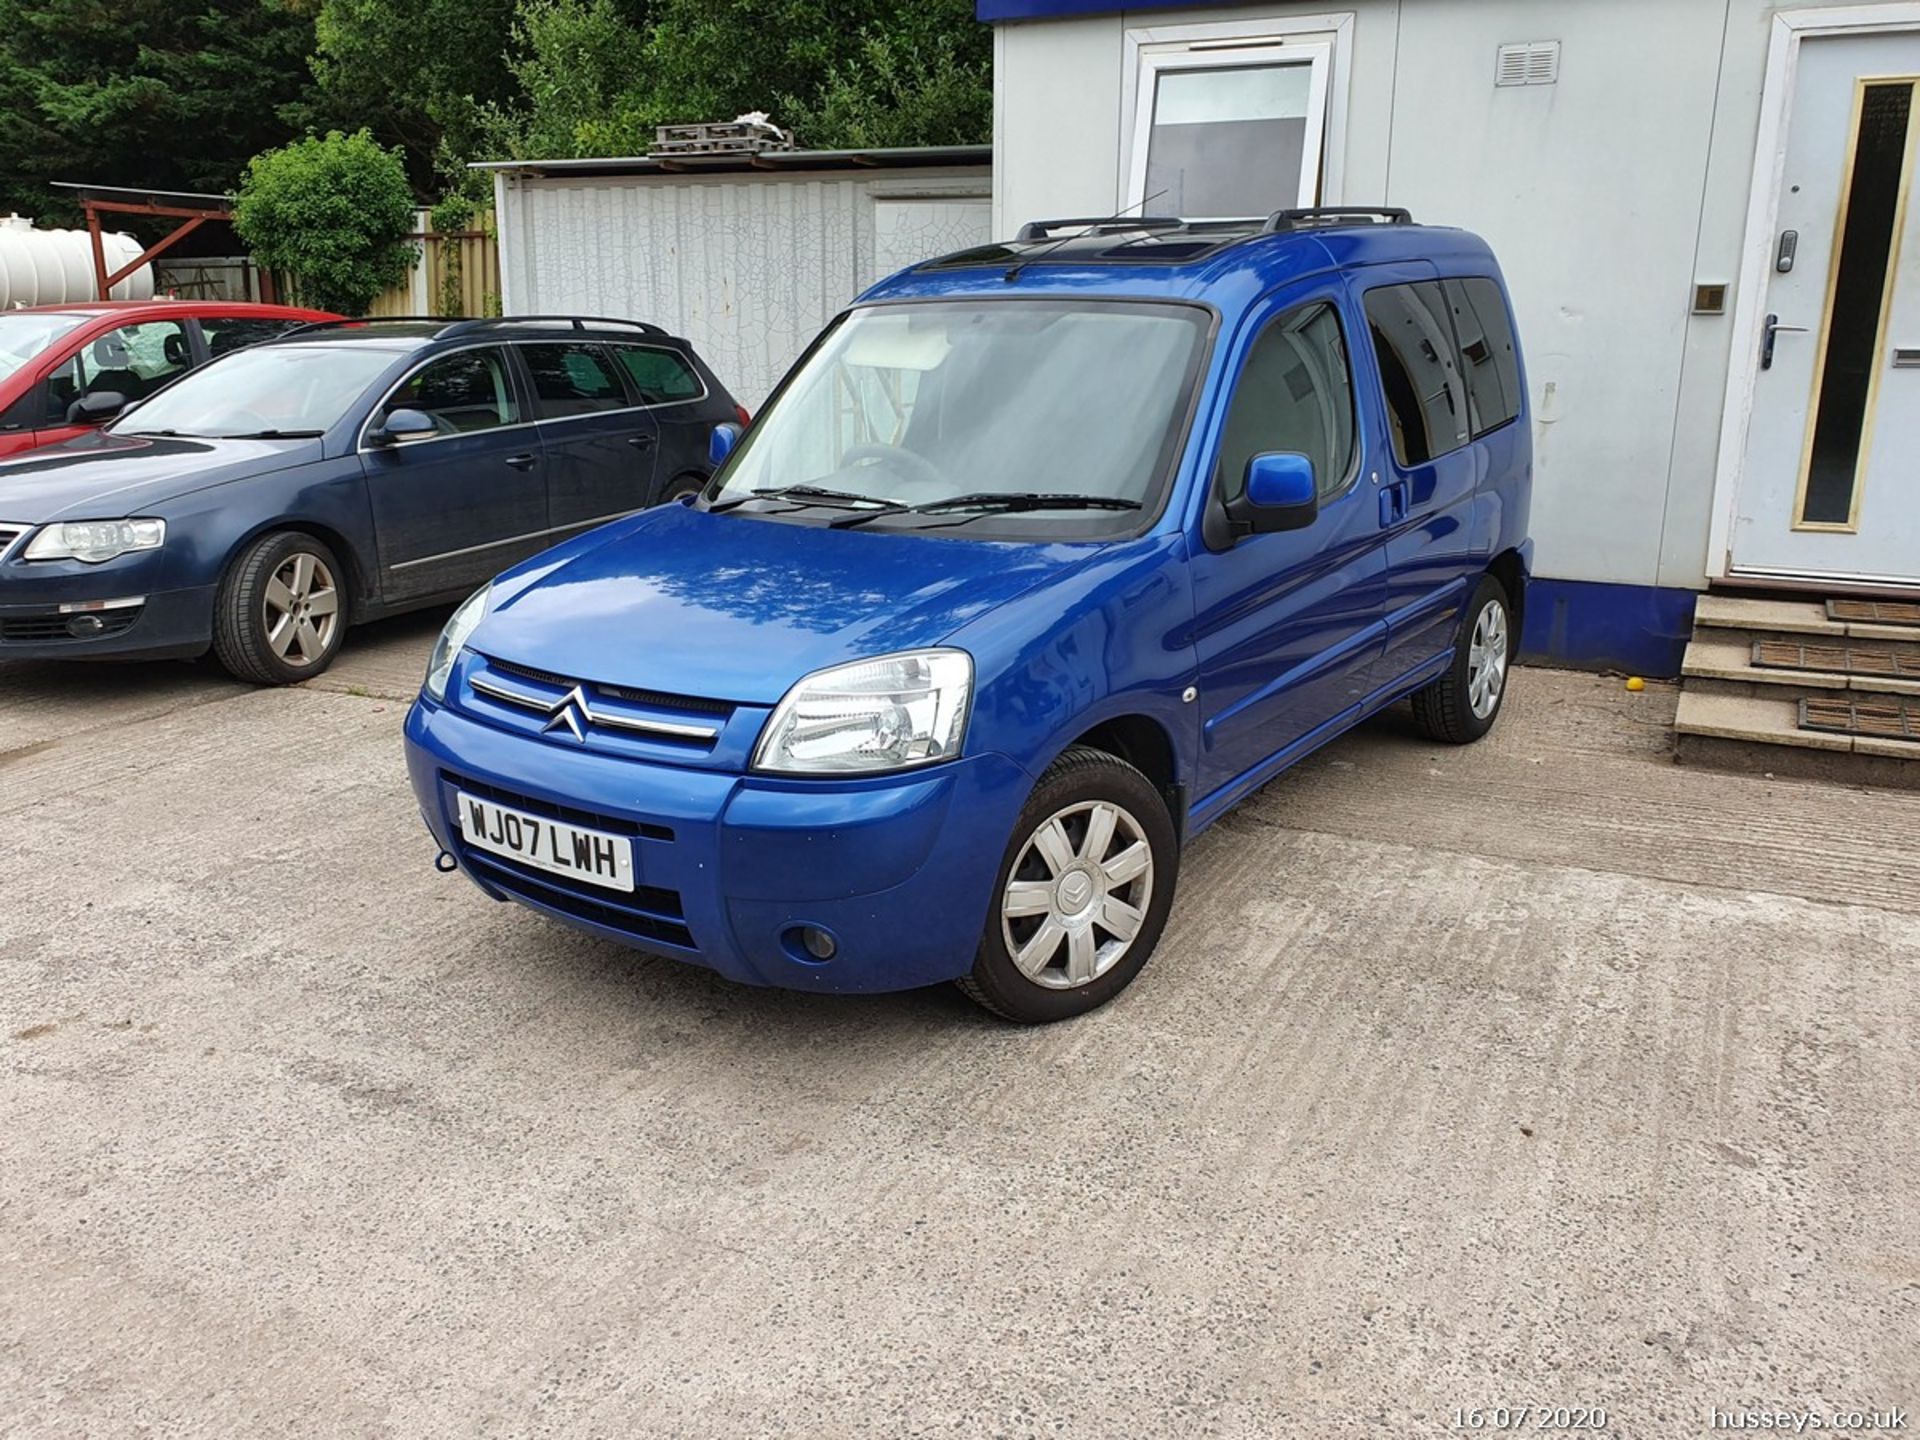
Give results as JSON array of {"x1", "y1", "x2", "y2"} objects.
[{"x1": 360, "y1": 345, "x2": 549, "y2": 602}]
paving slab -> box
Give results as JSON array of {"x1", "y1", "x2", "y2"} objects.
[{"x1": 1, "y1": 663, "x2": 1915, "y2": 1436}]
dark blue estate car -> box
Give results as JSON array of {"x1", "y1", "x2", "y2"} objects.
[
  {"x1": 406, "y1": 210, "x2": 1533, "y2": 1022},
  {"x1": 0, "y1": 317, "x2": 744, "y2": 682}
]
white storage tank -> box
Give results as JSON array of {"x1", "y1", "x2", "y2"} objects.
[{"x1": 0, "y1": 215, "x2": 154, "y2": 307}]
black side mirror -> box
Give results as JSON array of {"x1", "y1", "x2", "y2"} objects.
[
  {"x1": 1228, "y1": 452, "x2": 1319, "y2": 536},
  {"x1": 366, "y1": 407, "x2": 438, "y2": 447},
  {"x1": 67, "y1": 390, "x2": 128, "y2": 426}
]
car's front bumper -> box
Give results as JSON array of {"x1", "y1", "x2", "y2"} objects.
[
  {"x1": 0, "y1": 582, "x2": 215, "y2": 660},
  {"x1": 403, "y1": 696, "x2": 1033, "y2": 994}
]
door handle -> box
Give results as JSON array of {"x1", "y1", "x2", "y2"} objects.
[
  {"x1": 1761, "y1": 313, "x2": 1809, "y2": 370},
  {"x1": 1379, "y1": 478, "x2": 1411, "y2": 527},
  {"x1": 626, "y1": 435, "x2": 655, "y2": 451},
  {"x1": 504, "y1": 452, "x2": 538, "y2": 470}
]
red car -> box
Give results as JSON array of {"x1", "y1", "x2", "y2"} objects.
[{"x1": 0, "y1": 301, "x2": 338, "y2": 457}]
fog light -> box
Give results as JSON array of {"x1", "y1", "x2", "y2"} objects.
[
  {"x1": 66, "y1": 614, "x2": 105, "y2": 637},
  {"x1": 782, "y1": 924, "x2": 839, "y2": 963}
]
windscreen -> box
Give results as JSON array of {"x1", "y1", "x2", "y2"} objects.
[
  {"x1": 111, "y1": 342, "x2": 403, "y2": 439},
  {"x1": 708, "y1": 299, "x2": 1210, "y2": 538},
  {"x1": 0, "y1": 313, "x2": 86, "y2": 386}
]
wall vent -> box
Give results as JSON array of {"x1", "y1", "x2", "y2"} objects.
[{"x1": 1495, "y1": 41, "x2": 1560, "y2": 87}]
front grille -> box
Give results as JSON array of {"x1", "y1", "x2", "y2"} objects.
[
  {"x1": 461, "y1": 850, "x2": 696, "y2": 950},
  {"x1": 0, "y1": 606, "x2": 141, "y2": 643},
  {"x1": 439, "y1": 769, "x2": 695, "y2": 950},
  {"x1": 0, "y1": 524, "x2": 26, "y2": 560},
  {"x1": 463, "y1": 654, "x2": 734, "y2": 754},
  {"x1": 490, "y1": 657, "x2": 736, "y2": 716}
]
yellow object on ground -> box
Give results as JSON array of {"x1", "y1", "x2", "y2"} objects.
[{"x1": 1625, "y1": 676, "x2": 1646, "y2": 692}]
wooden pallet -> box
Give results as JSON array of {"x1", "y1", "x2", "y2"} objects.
[{"x1": 650, "y1": 121, "x2": 796, "y2": 157}]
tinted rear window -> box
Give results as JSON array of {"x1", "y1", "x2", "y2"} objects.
[
  {"x1": 1442, "y1": 278, "x2": 1522, "y2": 436},
  {"x1": 613, "y1": 345, "x2": 704, "y2": 404},
  {"x1": 1363, "y1": 281, "x2": 1469, "y2": 466},
  {"x1": 521, "y1": 343, "x2": 626, "y2": 418}
]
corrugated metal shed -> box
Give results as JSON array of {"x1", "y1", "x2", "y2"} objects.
[{"x1": 479, "y1": 148, "x2": 993, "y2": 407}]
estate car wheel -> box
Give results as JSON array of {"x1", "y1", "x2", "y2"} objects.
[
  {"x1": 1409, "y1": 573, "x2": 1512, "y2": 744},
  {"x1": 663, "y1": 472, "x2": 708, "y2": 504},
  {"x1": 212, "y1": 531, "x2": 349, "y2": 685},
  {"x1": 957, "y1": 746, "x2": 1179, "y2": 1024}
]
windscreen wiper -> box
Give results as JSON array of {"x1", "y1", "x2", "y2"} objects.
[
  {"x1": 708, "y1": 484, "x2": 906, "y2": 516},
  {"x1": 828, "y1": 492, "x2": 1143, "y2": 530},
  {"x1": 218, "y1": 429, "x2": 325, "y2": 439}
]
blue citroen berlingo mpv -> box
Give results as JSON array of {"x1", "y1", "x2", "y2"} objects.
[{"x1": 403, "y1": 208, "x2": 1533, "y2": 1023}]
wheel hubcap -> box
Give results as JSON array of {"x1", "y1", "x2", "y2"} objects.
[
  {"x1": 1466, "y1": 598, "x2": 1509, "y2": 720},
  {"x1": 262, "y1": 552, "x2": 339, "y2": 668},
  {"x1": 1001, "y1": 799, "x2": 1154, "y2": 990}
]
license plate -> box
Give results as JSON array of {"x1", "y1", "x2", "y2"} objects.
[{"x1": 455, "y1": 791, "x2": 634, "y2": 892}]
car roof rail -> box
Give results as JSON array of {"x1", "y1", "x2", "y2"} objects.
[
  {"x1": 437, "y1": 315, "x2": 669, "y2": 338},
  {"x1": 1261, "y1": 206, "x2": 1413, "y2": 232},
  {"x1": 1014, "y1": 215, "x2": 1187, "y2": 242},
  {"x1": 273, "y1": 316, "x2": 451, "y2": 339}
]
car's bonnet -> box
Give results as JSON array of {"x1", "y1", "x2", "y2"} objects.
[
  {"x1": 473, "y1": 502, "x2": 1105, "y2": 706},
  {"x1": 0, "y1": 432, "x2": 324, "y2": 522}
]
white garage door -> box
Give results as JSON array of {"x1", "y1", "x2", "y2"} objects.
[{"x1": 870, "y1": 197, "x2": 993, "y2": 284}]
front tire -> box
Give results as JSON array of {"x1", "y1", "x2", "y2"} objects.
[
  {"x1": 957, "y1": 746, "x2": 1179, "y2": 1024},
  {"x1": 212, "y1": 531, "x2": 348, "y2": 685},
  {"x1": 1410, "y1": 573, "x2": 1512, "y2": 743}
]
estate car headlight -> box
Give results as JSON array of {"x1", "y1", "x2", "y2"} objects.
[
  {"x1": 424, "y1": 581, "x2": 493, "y2": 702},
  {"x1": 753, "y1": 648, "x2": 973, "y2": 775},
  {"x1": 24, "y1": 518, "x2": 166, "y2": 564}
]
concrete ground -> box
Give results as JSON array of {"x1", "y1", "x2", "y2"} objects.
[{"x1": 1, "y1": 616, "x2": 1915, "y2": 1438}]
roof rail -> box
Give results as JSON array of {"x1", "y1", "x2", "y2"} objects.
[
  {"x1": 274, "y1": 316, "x2": 454, "y2": 338},
  {"x1": 1014, "y1": 215, "x2": 1186, "y2": 242},
  {"x1": 1261, "y1": 206, "x2": 1413, "y2": 233},
  {"x1": 439, "y1": 315, "x2": 668, "y2": 337},
  {"x1": 273, "y1": 314, "x2": 669, "y2": 341}
]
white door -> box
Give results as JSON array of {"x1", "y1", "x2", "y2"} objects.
[{"x1": 1732, "y1": 33, "x2": 1920, "y2": 585}]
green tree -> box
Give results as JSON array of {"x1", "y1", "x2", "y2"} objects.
[
  {"x1": 233, "y1": 129, "x2": 417, "y2": 314},
  {"x1": 303, "y1": 0, "x2": 526, "y2": 186},
  {"x1": 483, "y1": 0, "x2": 990, "y2": 161},
  {"x1": 0, "y1": 0, "x2": 319, "y2": 225}
]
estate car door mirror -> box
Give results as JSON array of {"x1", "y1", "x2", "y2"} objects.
[
  {"x1": 367, "y1": 408, "x2": 438, "y2": 447},
  {"x1": 708, "y1": 421, "x2": 741, "y2": 468},
  {"x1": 66, "y1": 390, "x2": 128, "y2": 426},
  {"x1": 1235, "y1": 452, "x2": 1319, "y2": 534}
]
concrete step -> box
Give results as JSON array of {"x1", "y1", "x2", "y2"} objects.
[
  {"x1": 1694, "y1": 593, "x2": 1920, "y2": 643},
  {"x1": 1680, "y1": 635, "x2": 1920, "y2": 698},
  {"x1": 1673, "y1": 687, "x2": 1920, "y2": 788}
]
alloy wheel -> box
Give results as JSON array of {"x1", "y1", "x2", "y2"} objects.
[
  {"x1": 262, "y1": 551, "x2": 340, "y2": 669},
  {"x1": 1000, "y1": 799, "x2": 1155, "y2": 989},
  {"x1": 1466, "y1": 598, "x2": 1509, "y2": 720}
]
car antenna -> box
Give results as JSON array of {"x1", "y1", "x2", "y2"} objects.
[{"x1": 1003, "y1": 190, "x2": 1169, "y2": 284}]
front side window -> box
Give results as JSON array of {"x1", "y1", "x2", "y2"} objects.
[
  {"x1": 521, "y1": 343, "x2": 625, "y2": 418},
  {"x1": 1128, "y1": 39, "x2": 1332, "y2": 219},
  {"x1": 613, "y1": 345, "x2": 704, "y2": 404},
  {"x1": 111, "y1": 342, "x2": 404, "y2": 439},
  {"x1": 387, "y1": 348, "x2": 518, "y2": 435},
  {"x1": 709, "y1": 299, "x2": 1211, "y2": 541},
  {"x1": 1441, "y1": 278, "x2": 1521, "y2": 437},
  {"x1": 1215, "y1": 300, "x2": 1356, "y2": 503},
  {"x1": 1364, "y1": 281, "x2": 1468, "y2": 466},
  {"x1": 48, "y1": 320, "x2": 192, "y2": 417}
]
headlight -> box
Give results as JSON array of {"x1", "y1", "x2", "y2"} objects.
[
  {"x1": 754, "y1": 648, "x2": 972, "y2": 775},
  {"x1": 424, "y1": 581, "x2": 493, "y2": 702},
  {"x1": 24, "y1": 518, "x2": 166, "y2": 564}
]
